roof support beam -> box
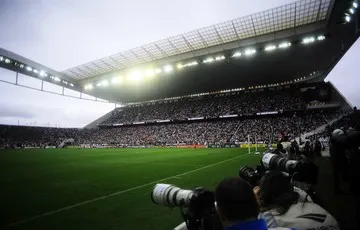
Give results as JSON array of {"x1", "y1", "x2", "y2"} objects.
[
  {"x1": 100, "y1": 59, "x2": 117, "y2": 69},
  {"x1": 154, "y1": 43, "x2": 169, "y2": 57},
  {"x1": 130, "y1": 50, "x2": 147, "y2": 63},
  {"x1": 213, "y1": 26, "x2": 225, "y2": 50},
  {"x1": 316, "y1": 0, "x2": 323, "y2": 22},
  {"x1": 181, "y1": 35, "x2": 196, "y2": 56},
  {"x1": 167, "y1": 39, "x2": 181, "y2": 54},
  {"x1": 142, "y1": 47, "x2": 156, "y2": 60},
  {"x1": 230, "y1": 21, "x2": 242, "y2": 47}
]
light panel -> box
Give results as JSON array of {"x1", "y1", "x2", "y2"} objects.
[
  {"x1": 264, "y1": 45, "x2": 276, "y2": 51},
  {"x1": 203, "y1": 57, "x2": 214, "y2": 63},
  {"x1": 278, "y1": 42, "x2": 291, "y2": 48},
  {"x1": 112, "y1": 76, "x2": 123, "y2": 84},
  {"x1": 232, "y1": 52, "x2": 242, "y2": 58},
  {"x1": 317, "y1": 35, "x2": 325, "y2": 41},
  {"x1": 244, "y1": 49, "x2": 256, "y2": 56},
  {"x1": 302, "y1": 37, "x2": 315, "y2": 44},
  {"x1": 54, "y1": 77, "x2": 61, "y2": 82},
  {"x1": 26, "y1": 66, "x2": 32, "y2": 71},
  {"x1": 163, "y1": 65, "x2": 173, "y2": 73}
]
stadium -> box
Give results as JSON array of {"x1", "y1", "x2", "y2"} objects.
[{"x1": 1, "y1": 0, "x2": 360, "y2": 229}]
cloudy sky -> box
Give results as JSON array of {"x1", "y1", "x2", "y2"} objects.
[{"x1": 0, "y1": 0, "x2": 359, "y2": 128}]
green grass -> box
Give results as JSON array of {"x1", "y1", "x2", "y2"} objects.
[{"x1": 0, "y1": 148, "x2": 261, "y2": 230}]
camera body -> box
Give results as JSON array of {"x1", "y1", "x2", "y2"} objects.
[{"x1": 151, "y1": 184, "x2": 221, "y2": 230}]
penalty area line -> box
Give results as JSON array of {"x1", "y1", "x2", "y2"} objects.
[{"x1": 7, "y1": 153, "x2": 250, "y2": 228}]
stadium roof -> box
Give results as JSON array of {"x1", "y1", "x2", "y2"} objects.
[
  {"x1": 1, "y1": 0, "x2": 359, "y2": 104},
  {"x1": 61, "y1": 0, "x2": 334, "y2": 81}
]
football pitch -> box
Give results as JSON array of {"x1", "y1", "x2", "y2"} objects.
[{"x1": 0, "y1": 148, "x2": 261, "y2": 230}]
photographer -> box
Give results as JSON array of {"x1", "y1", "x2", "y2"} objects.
[
  {"x1": 254, "y1": 171, "x2": 339, "y2": 230},
  {"x1": 214, "y1": 177, "x2": 293, "y2": 230}
]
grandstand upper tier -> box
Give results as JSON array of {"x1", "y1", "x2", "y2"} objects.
[{"x1": 0, "y1": 0, "x2": 359, "y2": 103}]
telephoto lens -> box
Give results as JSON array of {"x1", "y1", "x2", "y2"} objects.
[{"x1": 151, "y1": 184, "x2": 195, "y2": 207}]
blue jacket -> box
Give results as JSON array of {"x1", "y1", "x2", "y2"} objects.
[{"x1": 224, "y1": 219, "x2": 295, "y2": 230}]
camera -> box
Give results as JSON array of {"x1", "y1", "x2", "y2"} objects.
[
  {"x1": 151, "y1": 184, "x2": 221, "y2": 230},
  {"x1": 240, "y1": 152, "x2": 319, "y2": 186}
]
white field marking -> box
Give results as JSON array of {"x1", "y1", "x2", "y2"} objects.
[
  {"x1": 7, "y1": 154, "x2": 250, "y2": 228},
  {"x1": 112, "y1": 160, "x2": 206, "y2": 167}
]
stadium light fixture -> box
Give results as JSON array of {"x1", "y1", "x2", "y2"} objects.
[
  {"x1": 345, "y1": 14, "x2": 351, "y2": 22},
  {"x1": 232, "y1": 52, "x2": 242, "y2": 58},
  {"x1": 96, "y1": 82, "x2": 102, "y2": 87},
  {"x1": 39, "y1": 70, "x2": 47, "y2": 77},
  {"x1": 203, "y1": 57, "x2": 214, "y2": 63},
  {"x1": 184, "y1": 61, "x2": 198, "y2": 67},
  {"x1": 84, "y1": 84, "x2": 93, "y2": 90},
  {"x1": 54, "y1": 77, "x2": 61, "y2": 82},
  {"x1": 349, "y1": 8, "x2": 355, "y2": 14},
  {"x1": 176, "y1": 63, "x2": 183, "y2": 69},
  {"x1": 264, "y1": 45, "x2": 276, "y2": 51},
  {"x1": 101, "y1": 80, "x2": 109, "y2": 87},
  {"x1": 215, "y1": 55, "x2": 225, "y2": 61},
  {"x1": 26, "y1": 66, "x2": 32, "y2": 71},
  {"x1": 317, "y1": 35, "x2": 326, "y2": 41},
  {"x1": 302, "y1": 37, "x2": 315, "y2": 44},
  {"x1": 244, "y1": 49, "x2": 256, "y2": 56},
  {"x1": 33, "y1": 69, "x2": 38, "y2": 74},
  {"x1": 128, "y1": 70, "x2": 144, "y2": 81},
  {"x1": 111, "y1": 76, "x2": 122, "y2": 84},
  {"x1": 0, "y1": 56, "x2": 3, "y2": 62},
  {"x1": 145, "y1": 69, "x2": 155, "y2": 77},
  {"x1": 70, "y1": 83, "x2": 74, "y2": 87},
  {"x1": 278, "y1": 42, "x2": 291, "y2": 49},
  {"x1": 353, "y1": 2, "x2": 358, "y2": 8},
  {"x1": 155, "y1": 68, "x2": 162, "y2": 74},
  {"x1": 5, "y1": 58, "x2": 11, "y2": 64},
  {"x1": 19, "y1": 64, "x2": 24, "y2": 68},
  {"x1": 164, "y1": 65, "x2": 173, "y2": 73}
]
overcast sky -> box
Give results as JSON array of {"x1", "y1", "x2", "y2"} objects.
[{"x1": 0, "y1": 0, "x2": 359, "y2": 128}]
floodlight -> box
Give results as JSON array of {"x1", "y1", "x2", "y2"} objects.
[
  {"x1": 353, "y1": 2, "x2": 358, "y2": 8},
  {"x1": 0, "y1": 56, "x2": 3, "y2": 61},
  {"x1": 185, "y1": 61, "x2": 198, "y2": 67},
  {"x1": 5, "y1": 58, "x2": 11, "y2": 64},
  {"x1": 317, "y1": 35, "x2": 326, "y2": 41},
  {"x1": 19, "y1": 64, "x2": 24, "y2": 68},
  {"x1": 302, "y1": 37, "x2": 315, "y2": 44},
  {"x1": 26, "y1": 66, "x2": 32, "y2": 71},
  {"x1": 244, "y1": 49, "x2": 256, "y2": 56},
  {"x1": 349, "y1": 8, "x2": 355, "y2": 14},
  {"x1": 70, "y1": 83, "x2": 74, "y2": 87},
  {"x1": 264, "y1": 45, "x2": 276, "y2": 51},
  {"x1": 278, "y1": 42, "x2": 291, "y2": 48},
  {"x1": 145, "y1": 69, "x2": 155, "y2": 77},
  {"x1": 177, "y1": 63, "x2": 183, "y2": 69},
  {"x1": 39, "y1": 70, "x2": 47, "y2": 77},
  {"x1": 203, "y1": 57, "x2": 214, "y2": 63},
  {"x1": 84, "y1": 84, "x2": 93, "y2": 90},
  {"x1": 112, "y1": 76, "x2": 122, "y2": 84},
  {"x1": 215, "y1": 55, "x2": 225, "y2": 61},
  {"x1": 101, "y1": 80, "x2": 109, "y2": 87},
  {"x1": 232, "y1": 52, "x2": 242, "y2": 58},
  {"x1": 155, "y1": 68, "x2": 162, "y2": 74},
  {"x1": 163, "y1": 65, "x2": 173, "y2": 73},
  {"x1": 345, "y1": 15, "x2": 351, "y2": 22},
  {"x1": 33, "y1": 69, "x2": 38, "y2": 74},
  {"x1": 54, "y1": 77, "x2": 61, "y2": 82},
  {"x1": 128, "y1": 70, "x2": 144, "y2": 81}
]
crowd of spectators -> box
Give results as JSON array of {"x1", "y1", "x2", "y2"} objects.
[
  {"x1": 102, "y1": 91, "x2": 306, "y2": 124},
  {"x1": 0, "y1": 109, "x2": 343, "y2": 148}
]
